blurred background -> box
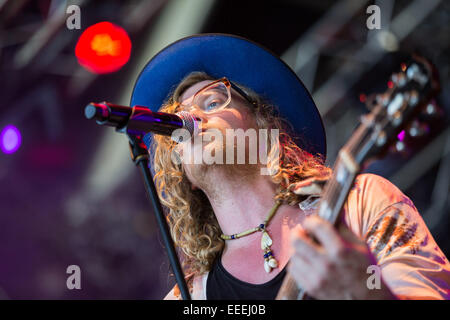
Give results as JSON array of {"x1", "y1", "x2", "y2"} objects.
[{"x1": 0, "y1": 0, "x2": 448, "y2": 299}]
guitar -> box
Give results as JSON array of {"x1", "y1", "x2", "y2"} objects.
[{"x1": 276, "y1": 55, "x2": 440, "y2": 300}]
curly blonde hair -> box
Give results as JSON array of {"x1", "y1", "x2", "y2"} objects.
[{"x1": 151, "y1": 72, "x2": 331, "y2": 276}]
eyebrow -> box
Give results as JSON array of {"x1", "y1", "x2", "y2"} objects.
[
  {"x1": 179, "y1": 81, "x2": 215, "y2": 104},
  {"x1": 178, "y1": 79, "x2": 254, "y2": 108}
]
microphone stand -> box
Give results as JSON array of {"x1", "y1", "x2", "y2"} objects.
[
  {"x1": 127, "y1": 133, "x2": 191, "y2": 300},
  {"x1": 84, "y1": 102, "x2": 191, "y2": 299}
]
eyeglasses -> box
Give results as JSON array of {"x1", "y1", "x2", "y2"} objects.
[{"x1": 179, "y1": 77, "x2": 254, "y2": 114}]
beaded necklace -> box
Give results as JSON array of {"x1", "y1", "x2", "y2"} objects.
[{"x1": 220, "y1": 200, "x2": 282, "y2": 273}]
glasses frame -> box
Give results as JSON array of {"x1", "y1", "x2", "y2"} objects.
[{"x1": 179, "y1": 77, "x2": 255, "y2": 114}]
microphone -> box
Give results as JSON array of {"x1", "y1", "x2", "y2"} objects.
[{"x1": 84, "y1": 102, "x2": 201, "y2": 142}]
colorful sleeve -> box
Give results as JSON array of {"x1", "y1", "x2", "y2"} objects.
[
  {"x1": 344, "y1": 173, "x2": 450, "y2": 299},
  {"x1": 163, "y1": 273, "x2": 195, "y2": 300},
  {"x1": 163, "y1": 272, "x2": 207, "y2": 300}
]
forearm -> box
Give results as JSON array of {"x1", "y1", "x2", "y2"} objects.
[{"x1": 356, "y1": 280, "x2": 397, "y2": 300}]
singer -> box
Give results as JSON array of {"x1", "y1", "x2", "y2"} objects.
[{"x1": 130, "y1": 34, "x2": 450, "y2": 300}]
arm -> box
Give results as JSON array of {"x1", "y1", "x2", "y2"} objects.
[
  {"x1": 289, "y1": 174, "x2": 450, "y2": 300},
  {"x1": 364, "y1": 201, "x2": 450, "y2": 299},
  {"x1": 289, "y1": 214, "x2": 398, "y2": 300}
]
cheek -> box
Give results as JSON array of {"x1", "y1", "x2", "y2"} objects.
[
  {"x1": 240, "y1": 109, "x2": 257, "y2": 130},
  {"x1": 209, "y1": 109, "x2": 255, "y2": 131}
]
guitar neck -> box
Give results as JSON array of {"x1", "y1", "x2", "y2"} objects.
[
  {"x1": 276, "y1": 150, "x2": 360, "y2": 300},
  {"x1": 276, "y1": 118, "x2": 373, "y2": 300}
]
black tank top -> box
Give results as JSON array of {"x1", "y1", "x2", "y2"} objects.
[{"x1": 206, "y1": 252, "x2": 287, "y2": 300}]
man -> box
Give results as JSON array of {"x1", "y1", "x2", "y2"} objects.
[{"x1": 130, "y1": 34, "x2": 450, "y2": 300}]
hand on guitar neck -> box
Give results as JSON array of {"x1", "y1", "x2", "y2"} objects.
[{"x1": 287, "y1": 214, "x2": 397, "y2": 300}]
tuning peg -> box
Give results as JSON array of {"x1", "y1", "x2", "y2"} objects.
[
  {"x1": 408, "y1": 90, "x2": 419, "y2": 106},
  {"x1": 401, "y1": 62, "x2": 407, "y2": 72},
  {"x1": 380, "y1": 93, "x2": 392, "y2": 107},
  {"x1": 425, "y1": 102, "x2": 437, "y2": 115},
  {"x1": 406, "y1": 63, "x2": 420, "y2": 79},
  {"x1": 395, "y1": 140, "x2": 406, "y2": 152},
  {"x1": 391, "y1": 111, "x2": 403, "y2": 127},
  {"x1": 406, "y1": 63, "x2": 429, "y2": 87},
  {"x1": 390, "y1": 140, "x2": 412, "y2": 157},
  {"x1": 407, "y1": 119, "x2": 429, "y2": 137},
  {"x1": 375, "y1": 131, "x2": 387, "y2": 147},
  {"x1": 390, "y1": 73, "x2": 398, "y2": 85},
  {"x1": 422, "y1": 100, "x2": 443, "y2": 118},
  {"x1": 391, "y1": 72, "x2": 407, "y2": 87}
]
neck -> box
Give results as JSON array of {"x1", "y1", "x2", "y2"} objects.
[
  {"x1": 197, "y1": 165, "x2": 298, "y2": 252},
  {"x1": 206, "y1": 168, "x2": 274, "y2": 224}
]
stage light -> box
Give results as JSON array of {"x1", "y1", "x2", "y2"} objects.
[
  {"x1": 75, "y1": 22, "x2": 132, "y2": 74},
  {"x1": 359, "y1": 93, "x2": 366, "y2": 103},
  {"x1": 387, "y1": 80, "x2": 394, "y2": 89},
  {"x1": 401, "y1": 63, "x2": 407, "y2": 72},
  {"x1": 376, "y1": 31, "x2": 399, "y2": 52},
  {"x1": 1, "y1": 125, "x2": 21, "y2": 154}
]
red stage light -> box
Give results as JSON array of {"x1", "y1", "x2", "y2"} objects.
[
  {"x1": 387, "y1": 80, "x2": 394, "y2": 88},
  {"x1": 75, "y1": 22, "x2": 131, "y2": 74},
  {"x1": 359, "y1": 93, "x2": 366, "y2": 103}
]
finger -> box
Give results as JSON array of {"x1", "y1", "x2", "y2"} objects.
[
  {"x1": 302, "y1": 215, "x2": 344, "y2": 257},
  {"x1": 337, "y1": 221, "x2": 363, "y2": 244},
  {"x1": 335, "y1": 209, "x2": 364, "y2": 244},
  {"x1": 288, "y1": 255, "x2": 315, "y2": 290},
  {"x1": 291, "y1": 226, "x2": 324, "y2": 263}
]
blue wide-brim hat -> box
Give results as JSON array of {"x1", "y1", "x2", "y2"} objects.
[{"x1": 130, "y1": 33, "x2": 326, "y2": 157}]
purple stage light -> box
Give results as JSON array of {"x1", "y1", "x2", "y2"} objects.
[{"x1": 1, "y1": 125, "x2": 22, "y2": 154}]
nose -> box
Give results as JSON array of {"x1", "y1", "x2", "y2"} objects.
[{"x1": 188, "y1": 108, "x2": 208, "y2": 129}]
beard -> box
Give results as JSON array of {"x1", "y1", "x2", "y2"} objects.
[{"x1": 179, "y1": 128, "x2": 261, "y2": 193}]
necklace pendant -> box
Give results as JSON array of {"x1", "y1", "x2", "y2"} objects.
[
  {"x1": 261, "y1": 231, "x2": 272, "y2": 250},
  {"x1": 263, "y1": 247, "x2": 278, "y2": 273},
  {"x1": 264, "y1": 260, "x2": 272, "y2": 273},
  {"x1": 262, "y1": 231, "x2": 278, "y2": 272},
  {"x1": 268, "y1": 257, "x2": 278, "y2": 268},
  {"x1": 263, "y1": 256, "x2": 278, "y2": 272}
]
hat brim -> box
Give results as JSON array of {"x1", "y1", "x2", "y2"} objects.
[{"x1": 130, "y1": 33, "x2": 326, "y2": 157}]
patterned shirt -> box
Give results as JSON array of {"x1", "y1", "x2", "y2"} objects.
[{"x1": 164, "y1": 173, "x2": 450, "y2": 300}]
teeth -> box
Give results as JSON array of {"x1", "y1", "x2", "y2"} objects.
[
  {"x1": 264, "y1": 260, "x2": 272, "y2": 273},
  {"x1": 268, "y1": 258, "x2": 278, "y2": 268}
]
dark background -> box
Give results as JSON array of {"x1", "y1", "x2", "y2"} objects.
[{"x1": 0, "y1": 0, "x2": 448, "y2": 299}]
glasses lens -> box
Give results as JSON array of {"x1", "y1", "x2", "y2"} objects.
[{"x1": 193, "y1": 82, "x2": 230, "y2": 113}]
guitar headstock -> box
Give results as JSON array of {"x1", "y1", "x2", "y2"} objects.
[{"x1": 353, "y1": 55, "x2": 440, "y2": 163}]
